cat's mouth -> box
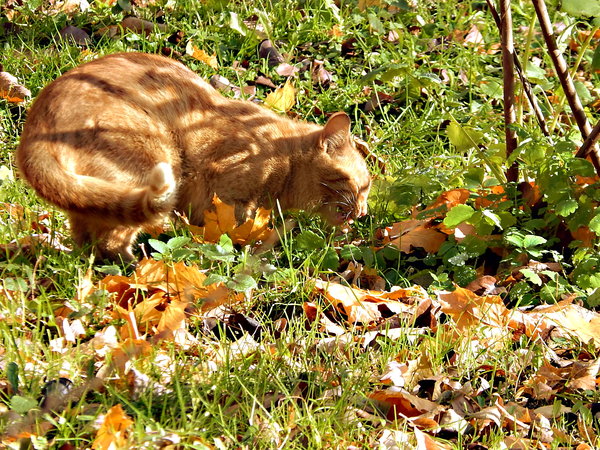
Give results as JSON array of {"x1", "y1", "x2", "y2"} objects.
[{"x1": 321, "y1": 204, "x2": 360, "y2": 226}]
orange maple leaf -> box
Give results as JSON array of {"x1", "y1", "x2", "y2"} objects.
[
  {"x1": 190, "y1": 194, "x2": 272, "y2": 245},
  {"x1": 92, "y1": 404, "x2": 133, "y2": 450},
  {"x1": 99, "y1": 258, "x2": 243, "y2": 339}
]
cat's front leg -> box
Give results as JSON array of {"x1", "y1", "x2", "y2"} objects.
[{"x1": 234, "y1": 201, "x2": 258, "y2": 223}]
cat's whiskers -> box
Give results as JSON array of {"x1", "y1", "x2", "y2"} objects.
[{"x1": 320, "y1": 182, "x2": 355, "y2": 208}]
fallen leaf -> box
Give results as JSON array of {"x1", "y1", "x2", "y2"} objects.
[
  {"x1": 98, "y1": 258, "x2": 242, "y2": 339},
  {"x1": 462, "y1": 24, "x2": 484, "y2": 46},
  {"x1": 369, "y1": 387, "x2": 444, "y2": 421},
  {"x1": 275, "y1": 63, "x2": 299, "y2": 77},
  {"x1": 58, "y1": 25, "x2": 91, "y2": 46},
  {"x1": 264, "y1": 79, "x2": 296, "y2": 113},
  {"x1": 186, "y1": 42, "x2": 218, "y2": 69},
  {"x1": 0, "y1": 71, "x2": 31, "y2": 103},
  {"x1": 363, "y1": 91, "x2": 395, "y2": 113},
  {"x1": 384, "y1": 219, "x2": 447, "y2": 254},
  {"x1": 120, "y1": 16, "x2": 167, "y2": 35},
  {"x1": 436, "y1": 286, "x2": 512, "y2": 330},
  {"x1": 258, "y1": 39, "x2": 284, "y2": 66},
  {"x1": 92, "y1": 404, "x2": 133, "y2": 450},
  {"x1": 312, "y1": 278, "x2": 429, "y2": 325},
  {"x1": 189, "y1": 194, "x2": 273, "y2": 245},
  {"x1": 358, "y1": 0, "x2": 385, "y2": 10},
  {"x1": 425, "y1": 188, "x2": 470, "y2": 216}
]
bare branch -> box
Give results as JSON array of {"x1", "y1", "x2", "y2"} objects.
[
  {"x1": 500, "y1": 0, "x2": 518, "y2": 182},
  {"x1": 485, "y1": 0, "x2": 551, "y2": 139},
  {"x1": 531, "y1": 0, "x2": 600, "y2": 173},
  {"x1": 577, "y1": 119, "x2": 600, "y2": 159}
]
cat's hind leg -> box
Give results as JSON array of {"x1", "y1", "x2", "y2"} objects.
[{"x1": 69, "y1": 213, "x2": 139, "y2": 263}]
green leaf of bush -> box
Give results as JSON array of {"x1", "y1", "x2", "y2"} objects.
[
  {"x1": 447, "y1": 121, "x2": 483, "y2": 152},
  {"x1": 148, "y1": 239, "x2": 169, "y2": 254},
  {"x1": 589, "y1": 213, "x2": 600, "y2": 234},
  {"x1": 561, "y1": 0, "x2": 600, "y2": 17},
  {"x1": 443, "y1": 204, "x2": 475, "y2": 228},
  {"x1": 523, "y1": 235, "x2": 547, "y2": 248},
  {"x1": 297, "y1": 230, "x2": 326, "y2": 251},
  {"x1": 167, "y1": 236, "x2": 191, "y2": 250},
  {"x1": 555, "y1": 199, "x2": 578, "y2": 217}
]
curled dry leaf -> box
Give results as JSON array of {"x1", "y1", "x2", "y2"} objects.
[
  {"x1": 92, "y1": 404, "x2": 133, "y2": 450},
  {"x1": 369, "y1": 387, "x2": 445, "y2": 421},
  {"x1": 58, "y1": 25, "x2": 91, "y2": 46},
  {"x1": 312, "y1": 278, "x2": 430, "y2": 325},
  {"x1": 425, "y1": 188, "x2": 470, "y2": 216},
  {"x1": 437, "y1": 286, "x2": 600, "y2": 346},
  {"x1": 98, "y1": 258, "x2": 242, "y2": 339},
  {"x1": 189, "y1": 194, "x2": 272, "y2": 245},
  {"x1": 383, "y1": 219, "x2": 447, "y2": 254},
  {"x1": 258, "y1": 39, "x2": 284, "y2": 66},
  {"x1": 121, "y1": 16, "x2": 167, "y2": 34},
  {"x1": 209, "y1": 75, "x2": 255, "y2": 99},
  {"x1": 186, "y1": 42, "x2": 218, "y2": 69},
  {"x1": 0, "y1": 70, "x2": 31, "y2": 103},
  {"x1": 97, "y1": 16, "x2": 167, "y2": 38},
  {"x1": 264, "y1": 79, "x2": 296, "y2": 113}
]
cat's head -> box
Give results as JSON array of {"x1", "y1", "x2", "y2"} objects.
[{"x1": 314, "y1": 112, "x2": 372, "y2": 225}]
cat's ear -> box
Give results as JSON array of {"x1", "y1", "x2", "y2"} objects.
[{"x1": 319, "y1": 112, "x2": 351, "y2": 154}]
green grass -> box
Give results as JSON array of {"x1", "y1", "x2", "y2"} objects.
[{"x1": 1, "y1": 0, "x2": 600, "y2": 448}]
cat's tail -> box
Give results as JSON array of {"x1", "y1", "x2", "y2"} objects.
[{"x1": 17, "y1": 155, "x2": 177, "y2": 225}]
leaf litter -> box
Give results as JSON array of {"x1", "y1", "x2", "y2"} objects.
[{"x1": 2, "y1": 2, "x2": 600, "y2": 448}]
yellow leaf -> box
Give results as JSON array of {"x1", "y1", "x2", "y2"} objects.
[
  {"x1": 358, "y1": 0, "x2": 385, "y2": 10},
  {"x1": 264, "y1": 79, "x2": 295, "y2": 113},
  {"x1": 186, "y1": 42, "x2": 218, "y2": 69},
  {"x1": 191, "y1": 194, "x2": 273, "y2": 245},
  {"x1": 92, "y1": 404, "x2": 133, "y2": 450}
]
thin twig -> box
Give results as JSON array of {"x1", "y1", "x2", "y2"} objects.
[
  {"x1": 500, "y1": 0, "x2": 518, "y2": 182},
  {"x1": 485, "y1": 0, "x2": 551, "y2": 140},
  {"x1": 531, "y1": 0, "x2": 600, "y2": 173},
  {"x1": 577, "y1": 118, "x2": 600, "y2": 159}
]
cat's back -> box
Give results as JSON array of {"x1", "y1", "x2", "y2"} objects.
[{"x1": 24, "y1": 52, "x2": 216, "y2": 135}]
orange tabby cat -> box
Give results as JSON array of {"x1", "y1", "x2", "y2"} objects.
[{"x1": 17, "y1": 52, "x2": 371, "y2": 261}]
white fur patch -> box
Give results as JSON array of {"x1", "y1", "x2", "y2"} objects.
[{"x1": 150, "y1": 162, "x2": 176, "y2": 202}]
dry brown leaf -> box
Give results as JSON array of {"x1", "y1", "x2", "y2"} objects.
[
  {"x1": 189, "y1": 194, "x2": 272, "y2": 245},
  {"x1": 524, "y1": 302, "x2": 600, "y2": 346},
  {"x1": 258, "y1": 39, "x2": 284, "y2": 66},
  {"x1": 413, "y1": 425, "x2": 452, "y2": 449},
  {"x1": 98, "y1": 258, "x2": 242, "y2": 339},
  {"x1": 384, "y1": 219, "x2": 447, "y2": 254},
  {"x1": 186, "y1": 42, "x2": 218, "y2": 69},
  {"x1": 59, "y1": 25, "x2": 91, "y2": 46},
  {"x1": 436, "y1": 286, "x2": 511, "y2": 330},
  {"x1": 425, "y1": 188, "x2": 470, "y2": 215},
  {"x1": 0, "y1": 71, "x2": 31, "y2": 103},
  {"x1": 312, "y1": 278, "x2": 429, "y2": 325},
  {"x1": 358, "y1": 0, "x2": 385, "y2": 10},
  {"x1": 120, "y1": 16, "x2": 167, "y2": 35},
  {"x1": 92, "y1": 404, "x2": 133, "y2": 450},
  {"x1": 97, "y1": 17, "x2": 167, "y2": 38},
  {"x1": 265, "y1": 79, "x2": 296, "y2": 113},
  {"x1": 369, "y1": 387, "x2": 444, "y2": 421}
]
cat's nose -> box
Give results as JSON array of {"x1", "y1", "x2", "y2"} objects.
[{"x1": 357, "y1": 204, "x2": 368, "y2": 218}]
